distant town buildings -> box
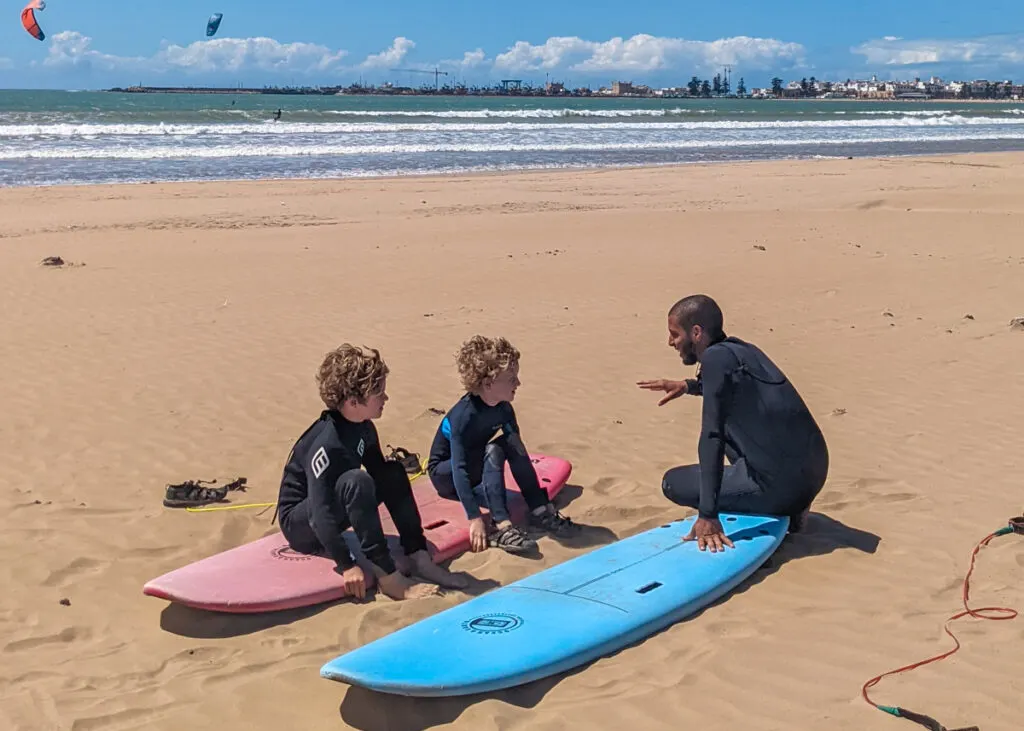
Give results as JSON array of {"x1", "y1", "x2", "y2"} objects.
[
  {"x1": 110, "y1": 73, "x2": 1024, "y2": 100},
  {"x1": 518, "y1": 73, "x2": 1024, "y2": 100},
  {"x1": 746, "y1": 75, "x2": 1022, "y2": 100}
]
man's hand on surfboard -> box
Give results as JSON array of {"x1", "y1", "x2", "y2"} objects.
[
  {"x1": 684, "y1": 517, "x2": 735, "y2": 552},
  {"x1": 636, "y1": 378, "x2": 688, "y2": 406}
]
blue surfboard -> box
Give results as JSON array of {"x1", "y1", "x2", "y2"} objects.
[{"x1": 320, "y1": 512, "x2": 789, "y2": 696}]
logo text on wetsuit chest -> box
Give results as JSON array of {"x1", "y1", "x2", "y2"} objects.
[{"x1": 311, "y1": 446, "x2": 330, "y2": 478}]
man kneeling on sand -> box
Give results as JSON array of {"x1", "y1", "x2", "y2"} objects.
[
  {"x1": 275, "y1": 344, "x2": 467, "y2": 600},
  {"x1": 638, "y1": 295, "x2": 829, "y2": 552}
]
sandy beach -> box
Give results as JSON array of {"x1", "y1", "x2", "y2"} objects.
[{"x1": 2, "y1": 153, "x2": 1022, "y2": 731}]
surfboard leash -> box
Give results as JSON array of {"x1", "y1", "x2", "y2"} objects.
[{"x1": 861, "y1": 512, "x2": 1024, "y2": 731}]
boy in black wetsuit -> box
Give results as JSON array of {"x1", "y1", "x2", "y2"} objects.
[
  {"x1": 427, "y1": 336, "x2": 577, "y2": 554},
  {"x1": 276, "y1": 344, "x2": 467, "y2": 600},
  {"x1": 638, "y1": 295, "x2": 829, "y2": 552}
]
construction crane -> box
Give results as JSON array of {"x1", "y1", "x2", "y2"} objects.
[{"x1": 391, "y1": 67, "x2": 450, "y2": 90}]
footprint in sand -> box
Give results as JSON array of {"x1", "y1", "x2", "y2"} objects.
[
  {"x1": 583, "y1": 504, "x2": 665, "y2": 529},
  {"x1": 43, "y1": 557, "x2": 107, "y2": 587},
  {"x1": 212, "y1": 514, "x2": 253, "y2": 553},
  {"x1": 817, "y1": 477, "x2": 920, "y2": 513},
  {"x1": 5, "y1": 626, "x2": 92, "y2": 653},
  {"x1": 71, "y1": 704, "x2": 176, "y2": 731}
]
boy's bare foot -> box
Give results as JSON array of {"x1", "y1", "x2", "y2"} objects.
[
  {"x1": 410, "y1": 550, "x2": 469, "y2": 590},
  {"x1": 374, "y1": 567, "x2": 440, "y2": 600}
]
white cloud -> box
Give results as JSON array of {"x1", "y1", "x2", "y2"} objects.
[
  {"x1": 30, "y1": 30, "x2": 809, "y2": 83},
  {"x1": 44, "y1": 31, "x2": 145, "y2": 71},
  {"x1": 158, "y1": 37, "x2": 348, "y2": 73},
  {"x1": 39, "y1": 31, "x2": 415, "y2": 77},
  {"x1": 459, "y1": 48, "x2": 487, "y2": 68},
  {"x1": 853, "y1": 34, "x2": 1024, "y2": 67},
  {"x1": 359, "y1": 37, "x2": 414, "y2": 69},
  {"x1": 493, "y1": 33, "x2": 804, "y2": 74},
  {"x1": 495, "y1": 37, "x2": 592, "y2": 71},
  {"x1": 0, "y1": 57, "x2": 14, "y2": 70},
  {"x1": 437, "y1": 48, "x2": 489, "y2": 72}
]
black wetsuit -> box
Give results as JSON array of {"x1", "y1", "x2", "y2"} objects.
[
  {"x1": 426, "y1": 394, "x2": 550, "y2": 520},
  {"x1": 276, "y1": 410, "x2": 427, "y2": 574},
  {"x1": 661, "y1": 336, "x2": 829, "y2": 521}
]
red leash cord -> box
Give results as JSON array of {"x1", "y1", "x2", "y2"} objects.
[{"x1": 860, "y1": 515, "x2": 1023, "y2": 731}]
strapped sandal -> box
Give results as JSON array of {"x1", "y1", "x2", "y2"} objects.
[
  {"x1": 529, "y1": 507, "x2": 579, "y2": 537},
  {"x1": 488, "y1": 524, "x2": 537, "y2": 554},
  {"x1": 163, "y1": 477, "x2": 247, "y2": 508},
  {"x1": 385, "y1": 445, "x2": 423, "y2": 475}
]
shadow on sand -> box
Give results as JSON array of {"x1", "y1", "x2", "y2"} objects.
[
  {"x1": 336, "y1": 511, "x2": 880, "y2": 731},
  {"x1": 548, "y1": 483, "x2": 620, "y2": 550},
  {"x1": 160, "y1": 601, "x2": 340, "y2": 639}
]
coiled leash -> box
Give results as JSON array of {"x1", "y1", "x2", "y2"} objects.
[{"x1": 861, "y1": 512, "x2": 1024, "y2": 731}]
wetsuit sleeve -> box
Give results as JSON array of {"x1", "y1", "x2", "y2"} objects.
[
  {"x1": 359, "y1": 423, "x2": 388, "y2": 483},
  {"x1": 304, "y1": 442, "x2": 356, "y2": 571},
  {"x1": 449, "y1": 411, "x2": 483, "y2": 520},
  {"x1": 685, "y1": 376, "x2": 703, "y2": 396},
  {"x1": 695, "y1": 347, "x2": 736, "y2": 520},
  {"x1": 502, "y1": 406, "x2": 521, "y2": 436},
  {"x1": 501, "y1": 405, "x2": 544, "y2": 496}
]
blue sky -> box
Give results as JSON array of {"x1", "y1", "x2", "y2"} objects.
[{"x1": 3, "y1": 0, "x2": 1024, "y2": 89}]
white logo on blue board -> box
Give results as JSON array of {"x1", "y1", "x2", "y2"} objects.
[
  {"x1": 311, "y1": 446, "x2": 330, "y2": 478},
  {"x1": 461, "y1": 613, "x2": 524, "y2": 634}
]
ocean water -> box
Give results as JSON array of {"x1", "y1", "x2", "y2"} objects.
[{"x1": 3, "y1": 90, "x2": 1024, "y2": 187}]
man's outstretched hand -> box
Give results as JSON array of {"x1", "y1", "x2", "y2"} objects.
[
  {"x1": 683, "y1": 517, "x2": 735, "y2": 552},
  {"x1": 637, "y1": 378, "x2": 688, "y2": 406}
]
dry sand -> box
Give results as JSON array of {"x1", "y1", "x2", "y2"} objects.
[{"x1": 1, "y1": 153, "x2": 1022, "y2": 731}]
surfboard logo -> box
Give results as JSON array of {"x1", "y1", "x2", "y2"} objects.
[
  {"x1": 271, "y1": 545, "x2": 315, "y2": 561},
  {"x1": 461, "y1": 613, "x2": 524, "y2": 635}
]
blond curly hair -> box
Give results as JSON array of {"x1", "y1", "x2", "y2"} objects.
[
  {"x1": 316, "y1": 344, "x2": 389, "y2": 409},
  {"x1": 456, "y1": 335, "x2": 520, "y2": 393}
]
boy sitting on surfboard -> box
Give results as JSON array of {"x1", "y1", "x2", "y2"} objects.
[
  {"x1": 276, "y1": 344, "x2": 467, "y2": 600},
  {"x1": 427, "y1": 335, "x2": 577, "y2": 554}
]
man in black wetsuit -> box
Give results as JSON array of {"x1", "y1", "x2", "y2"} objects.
[
  {"x1": 638, "y1": 295, "x2": 829, "y2": 552},
  {"x1": 276, "y1": 344, "x2": 467, "y2": 600}
]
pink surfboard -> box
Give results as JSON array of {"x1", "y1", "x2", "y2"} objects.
[{"x1": 143, "y1": 454, "x2": 572, "y2": 613}]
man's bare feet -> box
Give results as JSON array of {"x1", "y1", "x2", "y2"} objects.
[
  {"x1": 410, "y1": 550, "x2": 469, "y2": 590},
  {"x1": 374, "y1": 565, "x2": 440, "y2": 600}
]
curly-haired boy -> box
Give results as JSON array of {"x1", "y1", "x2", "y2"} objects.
[
  {"x1": 427, "y1": 336, "x2": 577, "y2": 554},
  {"x1": 276, "y1": 344, "x2": 467, "y2": 600}
]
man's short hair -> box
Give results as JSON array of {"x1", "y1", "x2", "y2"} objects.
[{"x1": 669, "y1": 294, "x2": 724, "y2": 338}]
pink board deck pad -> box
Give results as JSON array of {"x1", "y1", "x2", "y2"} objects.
[{"x1": 143, "y1": 454, "x2": 572, "y2": 613}]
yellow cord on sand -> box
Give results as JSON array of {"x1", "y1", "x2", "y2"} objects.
[
  {"x1": 185, "y1": 458, "x2": 428, "y2": 513},
  {"x1": 186, "y1": 502, "x2": 276, "y2": 513},
  {"x1": 407, "y1": 457, "x2": 428, "y2": 482}
]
